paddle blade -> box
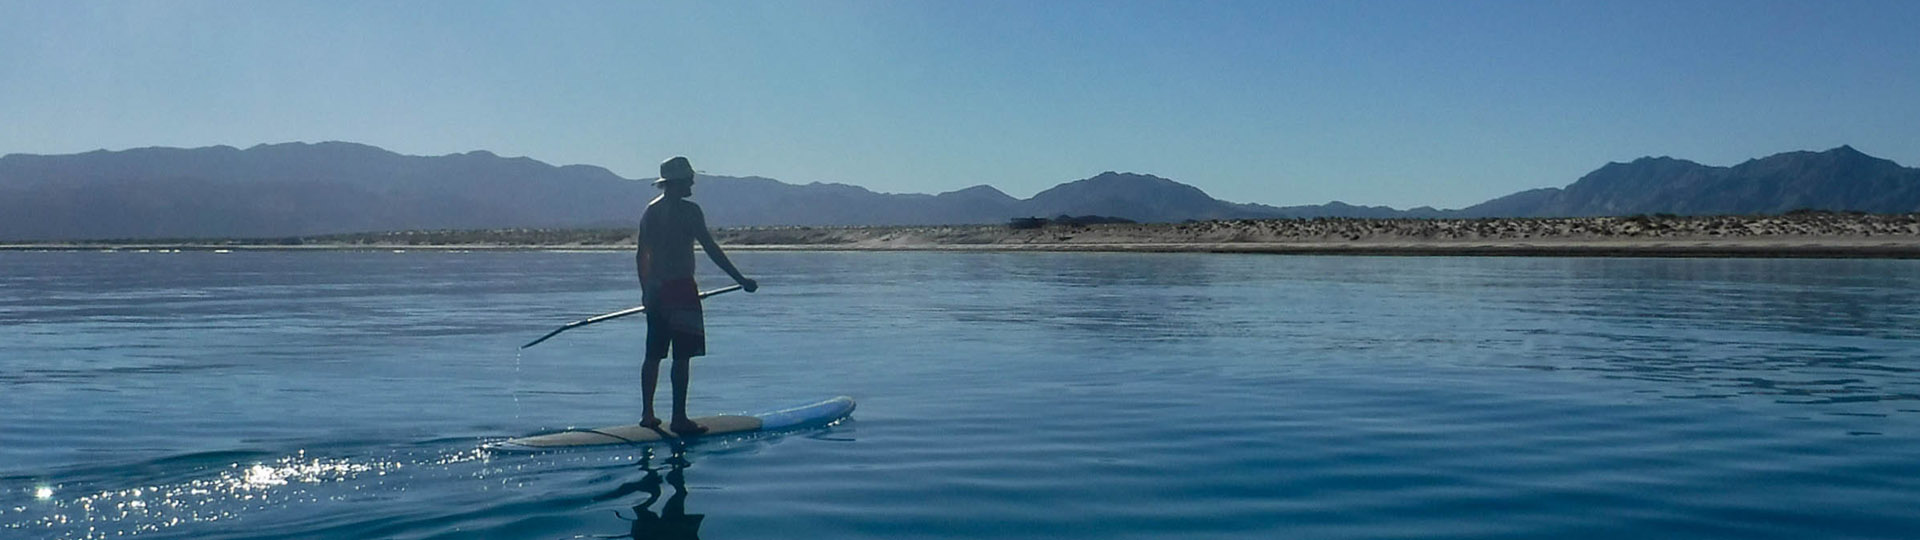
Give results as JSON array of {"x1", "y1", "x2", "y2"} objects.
[{"x1": 521, "y1": 327, "x2": 567, "y2": 349}]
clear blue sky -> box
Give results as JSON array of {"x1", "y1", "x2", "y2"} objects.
[{"x1": 3, "y1": 1, "x2": 1916, "y2": 209}]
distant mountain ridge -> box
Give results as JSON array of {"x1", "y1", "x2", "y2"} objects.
[
  {"x1": 1455, "y1": 145, "x2": 1920, "y2": 217},
  {"x1": 0, "y1": 142, "x2": 643, "y2": 240},
  {"x1": 1, "y1": 142, "x2": 1914, "y2": 240}
]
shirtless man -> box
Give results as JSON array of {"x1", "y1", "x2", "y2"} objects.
[{"x1": 636, "y1": 156, "x2": 756, "y2": 435}]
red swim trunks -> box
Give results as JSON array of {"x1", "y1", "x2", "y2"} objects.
[{"x1": 645, "y1": 278, "x2": 704, "y2": 359}]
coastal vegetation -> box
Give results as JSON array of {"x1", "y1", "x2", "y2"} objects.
[{"x1": 12, "y1": 212, "x2": 1916, "y2": 257}]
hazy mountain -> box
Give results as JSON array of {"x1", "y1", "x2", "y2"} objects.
[
  {"x1": 0, "y1": 142, "x2": 647, "y2": 240},
  {"x1": 1265, "y1": 201, "x2": 1451, "y2": 219},
  {"x1": 2, "y1": 142, "x2": 1915, "y2": 241},
  {"x1": 0, "y1": 144, "x2": 1295, "y2": 240},
  {"x1": 1021, "y1": 172, "x2": 1282, "y2": 222},
  {"x1": 692, "y1": 177, "x2": 1023, "y2": 227},
  {"x1": 1455, "y1": 146, "x2": 1920, "y2": 217},
  {"x1": 1453, "y1": 188, "x2": 1562, "y2": 218}
]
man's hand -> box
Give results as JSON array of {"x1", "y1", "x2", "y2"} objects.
[{"x1": 739, "y1": 277, "x2": 758, "y2": 293}]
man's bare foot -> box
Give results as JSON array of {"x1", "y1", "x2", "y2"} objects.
[
  {"x1": 669, "y1": 419, "x2": 708, "y2": 436},
  {"x1": 640, "y1": 416, "x2": 663, "y2": 429}
]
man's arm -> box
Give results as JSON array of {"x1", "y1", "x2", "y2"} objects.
[{"x1": 689, "y1": 205, "x2": 757, "y2": 292}]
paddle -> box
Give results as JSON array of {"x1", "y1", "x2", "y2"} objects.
[{"x1": 521, "y1": 284, "x2": 743, "y2": 349}]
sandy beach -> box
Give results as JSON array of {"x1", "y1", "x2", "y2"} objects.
[{"x1": 8, "y1": 213, "x2": 1920, "y2": 258}]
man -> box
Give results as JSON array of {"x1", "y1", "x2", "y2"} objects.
[{"x1": 636, "y1": 156, "x2": 757, "y2": 435}]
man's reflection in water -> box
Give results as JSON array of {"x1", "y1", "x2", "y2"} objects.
[{"x1": 599, "y1": 444, "x2": 705, "y2": 540}]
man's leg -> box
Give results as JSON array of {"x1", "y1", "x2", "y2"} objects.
[
  {"x1": 642, "y1": 314, "x2": 672, "y2": 428},
  {"x1": 640, "y1": 356, "x2": 663, "y2": 428},
  {"x1": 669, "y1": 354, "x2": 706, "y2": 434}
]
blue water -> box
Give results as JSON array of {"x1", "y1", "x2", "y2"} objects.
[{"x1": 4, "y1": 250, "x2": 1919, "y2": 539}]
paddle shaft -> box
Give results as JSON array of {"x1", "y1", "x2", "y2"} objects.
[{"x1": 521, "y1": 284, "x2": 743, "y2": 349}]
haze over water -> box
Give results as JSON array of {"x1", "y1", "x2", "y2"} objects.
[{"x1": 4, "y1": 250, "x2": 1918, "y2": 539}]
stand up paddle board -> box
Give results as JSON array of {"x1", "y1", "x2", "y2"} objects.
[{"x1": 487, "y1": 396, "x2": 855, "y2": 452}]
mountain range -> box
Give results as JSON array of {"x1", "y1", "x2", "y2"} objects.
[
  {"x1": 1, "y1": 142, "x2": 1915, "y2": 241},
  {"x1": 1458, "y1": 145, "x2": 1920, "y2": 218}
]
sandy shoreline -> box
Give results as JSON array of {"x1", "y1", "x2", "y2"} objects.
[
  {"x1": 725, "y1": 239, "x2": 1920, "y2": 258},
  {"x1": 7, "y1": 214, "x2": 1920, "y2": 258}
]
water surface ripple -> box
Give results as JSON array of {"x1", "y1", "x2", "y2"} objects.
[{"x1": 3, "y1": 251, "x2": 1917, "y2": 539}]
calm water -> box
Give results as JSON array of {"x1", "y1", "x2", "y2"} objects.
[{"x1": 3, "y1": 250, "x2": 1919, "y2": 539}]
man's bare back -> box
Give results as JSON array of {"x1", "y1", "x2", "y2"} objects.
[{"x1": 637, "y1": 194, "x2": 702, "y2": 292}]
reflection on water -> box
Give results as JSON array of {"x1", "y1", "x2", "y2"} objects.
[
  {"x1": 937, "y1": 254, "x2": 1233, "y2": 342},
  {"x1": 904, "y1": 255, "x2": 1920, "y2": 418},
  {"x1": 600, "y1": 444, "x2": 706, "y2": 540},
  {"x1": 1486, "y1": 258, "x2": 1920, "y2": 411}
]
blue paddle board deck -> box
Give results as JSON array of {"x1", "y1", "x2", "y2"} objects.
[{"x1": 487, "y1": 396, "x2": 854, "y2": 452}]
